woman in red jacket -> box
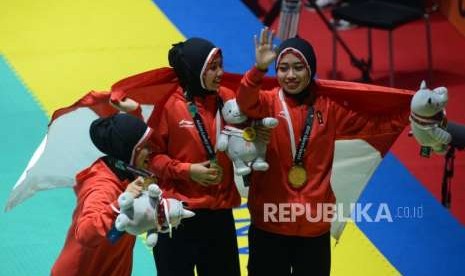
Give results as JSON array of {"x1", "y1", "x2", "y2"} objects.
[
  {"x1": 150, "y1": 38, "x2": 241, "y2": 276},
  {"x1": 51, "y1": 114, "x2": 155, "y2": 276},
  {"x1": 237, "y1": 28, "x2": 410, "y2": 275}
]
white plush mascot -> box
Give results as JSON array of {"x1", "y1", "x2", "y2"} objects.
[
  {"x1": 217, "y1": 99, "x2": 278, "y2": 175},
  {"x1": 115, "y1": 183, "x2": 194, "y2": 247},
  {"x1": 410, "y1": 81, "x2": 451, "y2": 155}
]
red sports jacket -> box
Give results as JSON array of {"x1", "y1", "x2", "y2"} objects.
[
  {"x1": 51, "y1": 159, "x2": 135, "y2": 276},
  {"x1": 237, "y1": 67, "x2": 411, "y2": 237},
  {"x1": 149, "y1": 86, "x2": 241, "y2": 210}
]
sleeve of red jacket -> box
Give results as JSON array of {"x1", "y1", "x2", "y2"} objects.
[
  {"x1": 333, "y1": 99, "x2": 410, "y2": 154},
  {"x1": 236, "y1": 67, "x2": 273, "y2": 118},
  {"x1": 74, "y1": 178, "x2": 120, "y2": 247},
  {"x1": 149, "y1": 106, "x2": 191, "y2": 181}
]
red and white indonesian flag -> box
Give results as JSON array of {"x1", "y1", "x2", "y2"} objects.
[
  {"x1": 5, "y1": 67, "x2": 413, "y2": 240},
  {"x1": 314, "y1": 80, "x2": 413, "y2": 238},
  {"x1": 5, "y1": 68, "x2": 178, "y2": 211}
]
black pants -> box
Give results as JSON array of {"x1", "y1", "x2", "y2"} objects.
[
  {"x1": 153, "y1": 209, "x2": 240, "y2": 276},
  {"x1": 248, "y1": 225, "x2": 331, "y2": 276}
]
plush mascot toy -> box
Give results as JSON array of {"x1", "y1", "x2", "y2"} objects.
[
  {"x1": 115, "y1": 183, "x2": 194, "y2": 247},
  {"x1": 410, "y1": 81, "x2": 451, "y2": 155},
  {"x1": 217, "y1": 99, "x2": 278, "y2": 175}
]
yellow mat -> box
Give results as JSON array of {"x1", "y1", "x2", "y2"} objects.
[{"x1": 0, "y1": 0, "x2": 183, "y2": 115}]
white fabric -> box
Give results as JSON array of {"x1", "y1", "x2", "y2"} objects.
[
  {"x1": 5, "y1": 108, "x2": 104, "y2": 211},
  {"x1": 140, "y1": 104, "x2": 154, "y2": 123},
  {"x1": 234, "y1": 173, "x2": 248, "y2": 198},
  {"x1": 330, "y1": 139, "x2": 382, "y2": 239}
]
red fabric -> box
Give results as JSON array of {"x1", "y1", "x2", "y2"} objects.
[
  {"x1": 47, "y1": 67, "x2": 268, "y2": 128},
  {"x1": 51, "y1": 159, "x2": 135, "y2": 276},
  {"x1": 110, "y1": 67, "x2": 179, "y2": 126},
  {"x1": 149, "y1": 86, "x2": 240, "y2": 210},
  {"x1": 50, "y1": 91, "x2": 117, "y2": 124},
  {"x1": 110, "y1": 67, "x2": 178, "y2": 103},
  {"x1": 237, "y1": 67, "x2": 412, "y2": 237},
  {"x1": 50, "y1": 67, "x2": 179, "y2": 127}
]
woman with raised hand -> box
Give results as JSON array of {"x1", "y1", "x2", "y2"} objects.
[{"x1": 237, "y1": 27, "x2": 411, "y2": 276}]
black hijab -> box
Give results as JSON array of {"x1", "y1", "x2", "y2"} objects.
[
  {"x1": 90, "y1": 113, "x2": 148, "y2": 164},
  {"x1": 275, "y1": 37, "x2": 317, "y2": 102},
  {"x1": 168, "y1": 37, "x2": 221, "y2": 99}
]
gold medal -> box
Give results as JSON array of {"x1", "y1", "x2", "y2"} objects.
[
  {"x1": 210, "y1": 160, "x2": 223, "y2": 172},
  {"x1": 288, "y1": 165, "x2": 307, "y2": 188},
  {"x1": 243, "y1": 127, "x2": 257, "y2": 142},
  {"x1": 209, "y1": 160, "x2": 223, "y2": 185}
]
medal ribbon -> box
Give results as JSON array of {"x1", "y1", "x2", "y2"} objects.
[
  {"x1": 278, "y1": 90, "x2": 315, "y2": 165},
  {"x1": 222, "y1": 126, "x2": 245, "y2": 138},
  {"x1": 186, "y1": 93, "x2": 222, "y2": 161}
]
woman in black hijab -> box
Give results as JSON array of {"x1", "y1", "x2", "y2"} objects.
[
  {"x1": 52, "y1": 114, "x2": 152, "y2": 276},
  {"x1": 150, "y1": 38, "x2": 240, "y2": 276},
  {"x1": 237, "y1": 27, "x2": 411, "y2": 276},
  {"x1": 238, "y1": 29, "x2": 331, "y2": 276}
]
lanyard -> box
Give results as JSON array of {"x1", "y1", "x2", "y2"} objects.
[
  {"x1": 278, "y1": 90, "x2": 314, "y2": 164},
  {"x1": 104, "y1": 156, "x2": 155, "y2": 180},
  {"x1": 186, "y1": 95, "x2": 221, "y2": 161},
  {"x1": 114, "y1": 158, "x2": 155, "y2": 178}
]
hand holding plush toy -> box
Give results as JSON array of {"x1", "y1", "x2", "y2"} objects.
[
  {"x1": 410, "y1": 81, "x2": 451, "y2": 155},
  {"x1": 217, "y1": 99, "x2": 278, "y2": 175},
  {"x1": 115, "y1": 183, "x2": 194, "y2": 247}
]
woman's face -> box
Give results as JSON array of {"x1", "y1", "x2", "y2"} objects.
[
  {"x1": 133, "y1": 145, "x2": 156, "y2": 188},
  {"x1": 276, "y1": 53, "x2": 310, "y2": 94},
  {"x1": 203, "y1": 56, "x2": 224, "y2": 91}
]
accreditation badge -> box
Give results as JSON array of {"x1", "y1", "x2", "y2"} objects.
[{"x1": 288, "y1": 165, "x2": 307, "y2": 188}]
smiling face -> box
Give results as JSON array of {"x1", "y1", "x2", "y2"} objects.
[
  {"x1": 276, "y1": 52, "x2": 311, "y2": 94},
  {"x1": 202, "y1": 55, "x2": 224, "y2": 91},
  {"x1": 132, "y1": 137, "x2": 157, "y2": 187}
]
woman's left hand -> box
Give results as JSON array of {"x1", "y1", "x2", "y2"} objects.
[
  {"x1": 255, "y1": 27, "x2": 277, "y2": 71},
  {"x1": 110, "y1": 97, "x2": 140, "y2": 112}
]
